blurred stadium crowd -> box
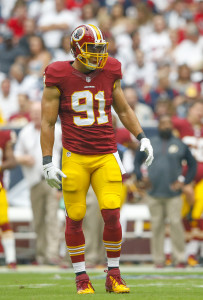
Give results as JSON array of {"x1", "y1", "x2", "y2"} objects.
[
  {"x1": 1, "y1": 0, "x2": 203, "y2": 125},
  {"x1": 0, "y1": 0, "x2": 203, "y2": 268}
]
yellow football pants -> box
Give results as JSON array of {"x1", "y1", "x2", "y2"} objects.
[
  {"x1": 62, "y1": 148, "x2": 123, "y2": 221},
  {"x1": 0, "y1": 187, "x2": 9, "y2": 225},
  {"x1": 182, "y1": 179, "x2": 203, "y2": 219}
]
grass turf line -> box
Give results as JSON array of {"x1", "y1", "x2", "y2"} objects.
[{"x1": 0, "y1": 272, "x2": 203, "y2": 300}]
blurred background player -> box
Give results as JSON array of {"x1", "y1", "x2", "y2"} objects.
[
  {"x1": 41, "y1": 24, "x2": 153, "y2": 294},
  {"x1": 0, "y1": 129, "x2": 17, "y2": 269},
  {"x1": 173, "y1": 100, "x2": 203, "y2": 266}
]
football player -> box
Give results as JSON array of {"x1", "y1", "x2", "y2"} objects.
[
  {"x1": 0, "y1": 129, "x2": 17, "y2": 268},
  {"x1": 173, "y1": 101, "x2": 203, "y2": 266},
  {"x1": 41, "y1": 24, "x2": 154, "y2": 294}
]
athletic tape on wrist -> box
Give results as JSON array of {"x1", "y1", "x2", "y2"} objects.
[
  {"x1": 43, "y1": 156, "x2": 52, "y2": 165},
  {"x1": 136, "y1": 132, "x2": 146, "y2": 141}
]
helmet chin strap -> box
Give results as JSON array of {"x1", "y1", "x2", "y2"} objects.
[{"x1": 85, "y1": 60, "x2": 98, "y2": 70}]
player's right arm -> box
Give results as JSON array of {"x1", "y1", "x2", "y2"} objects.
[
  {"x1": 40, "y1": 86, "x2": 60, "y2": 157},
  {"x1": 41, "y1": 86, "x2": 66, "y2": 189}
]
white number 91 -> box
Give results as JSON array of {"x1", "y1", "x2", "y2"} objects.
[{"x1": 71, "y1": 90, "x2": 108, "y2": 126}]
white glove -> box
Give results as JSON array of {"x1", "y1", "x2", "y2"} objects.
[
  {"x1": 43, "y1": 162, "x2": 67, "y2": 189},
  {"x1": 140, "y1": 138, "x2": 154, "y2": 166}
]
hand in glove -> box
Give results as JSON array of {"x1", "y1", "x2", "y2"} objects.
[
  {"x1": 140, "y1": 138, "x2": 154, "y2": 166},
  {"x1": 43, "y1": 162, "x2": 67, "y2": 189}
]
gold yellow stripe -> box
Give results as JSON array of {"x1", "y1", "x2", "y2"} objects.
[
  {"x1": 104, "y1": 244, "x2": 121, "y2": 248},
  {"x1": 103, "y1": 240, "x2": 122, "y2": 244},
  {"x1": 90, "y1": 24, "x2": 101, "y2": 40},
  {"x1": 105, "y1": 248, "x2": 121, "y2": 252},
  {"x1": 67, "y1": 244, "x2": 85, "y2": 249}
]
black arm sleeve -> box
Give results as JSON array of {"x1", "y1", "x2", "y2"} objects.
[
  {"x1": 183, "y1": 146, "x2": 197, "y2": 184},
  {"x1": 133, "y1": 150, "x2": 147, "y2": 180}
]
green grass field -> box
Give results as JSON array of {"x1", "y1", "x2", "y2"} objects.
[{"x1": 0, "y1": 267, "x2": 203, "y2": 300}]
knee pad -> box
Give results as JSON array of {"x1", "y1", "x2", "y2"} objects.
[
  {"x1": 101, "y1": 208, "x2": 120, "y2": 230},
  {"x1": 67, "y1": 204, "x2": 86, "y2": 221}
]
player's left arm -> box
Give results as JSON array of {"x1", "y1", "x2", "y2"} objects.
[
  {"x1": 1, "y1": 140, "x2": 17, "y2": 171},
  {"x1": 112, "y1": 80, "x2": 154, "y2": 166}
]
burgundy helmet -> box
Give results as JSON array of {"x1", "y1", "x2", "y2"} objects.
[{"x1": 70, "y1": 24, "x2": 108, "y2": 70}]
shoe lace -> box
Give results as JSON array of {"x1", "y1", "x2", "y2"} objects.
[
  {"x1": 104, "y1": 269, "x2": 127, "y2": 286},
  {"x1": 77, "y1": 278, "x2": 94, "y2": 291}
]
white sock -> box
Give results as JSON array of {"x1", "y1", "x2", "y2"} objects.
[
  {"x1": 107, "y1": 257, "x2": 120, "y2": 268},
  {"x1": 1, "y1": 237, "x2": 16, "y2": 264},
  {"x1": 72, "y1": 261, "x2": 86, "y2": 274},
  {"x1": 164, "y1": 237, "x2": 171, "y2": 256},
  {"x1": 186, "y1": 240, "x2": 199, "y2": 257}
]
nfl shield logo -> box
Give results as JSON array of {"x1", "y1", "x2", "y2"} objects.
[{"x1": 86, "y1": 77, "x2": 91, "y2": 82}]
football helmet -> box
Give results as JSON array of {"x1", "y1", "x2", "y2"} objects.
[{"x1": 70, "y1": 24, "x2": 108, "y2": 70}]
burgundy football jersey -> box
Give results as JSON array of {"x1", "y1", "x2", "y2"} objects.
[
  {"x1": 44, "y1": 57, "x2": 122, "y2": 154},
  {"x1": 0, "y1": 130, "x2": 12, "y2": 186},
  {"x1": 173, "y1": 117, "x2": 203, "y2": 182}
]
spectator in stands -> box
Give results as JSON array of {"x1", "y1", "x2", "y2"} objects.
[
  {"x1": 167, "y1": 0, "x2": 187, "y2": 30},
  {"x1": 52, "y1": 34, "x2": 74, "y2": 62},
  {"x1": 105, "y1": 35, "x2": 129, "y2": 72},
  {"x1": 110, "y1": 2, "x2": 127, "y2": 36},
  {"x1": 135, "y1": 2, "x2": 153, "y2": 40},
  {"x1": 0, "y1": 30, "x2": 22, "y2": 75},
  {"x1": 18, "y1": 18, "x2": 37, "y2": 56},
  {"x1": 123, "y1": 86, "x2": 155, "y2": 126},
  {"x1": 80, "y1": 3, "x2": 98, "y2": 26},
  {"x1": 123, "y1": 49, "x2": 157, "y2": 100},
  {"x1": 27, "y1": 35, "x2": 52, "y2": 78},
  {"x1": 154, "y1": 98, "x2": 174, "y2": 120},
  {"x1": 7, "y1": 0, "x2": 27, "y2": 43},
  {"x1": 37, "y1": 0, "x2": 79, "y2": 49},
  {"x1": 145, "y1": 63, "x2": 179, "y2": 111},
  {"x1": 9, "y1": 93, "x2": 31, "y2": 126},
  {"x1": 131, "y1": 30, "x2": 141, "y2": 53},
  {"x1": 172, "y1": 64, "x2": 197, "y2": 96},
  {"x1": 97, "y1": 12, "x2": 112, "y2": 39},
  {"x1": 134, "y1": 115, "x2": 197, "y2": 268},
  {"x1": 173, "y1": 22, "x2": 203, "y2": 70},
  {"x1": 141, "y1": 14, "x2": 171, "y2": 64},
  {"x1": 0, "y1": 78, "x2": 18, "y2": 122},
  {"x1": 28, "y1": 0, "x2": 55, "y2": 20},
  {"x1": 10, "y1": 63, "x2": 41, "y2": 101},
  {"x1": 172, "y1": 94, "x2": 189, "y2": 118},
  {"x1": 0, "y1": 129, "x2": 17, "y2": 269},
  {"x1": 14, "y1": 102, "x2": 61, "y2": 265},
  {"x1": 194, "y1": 0, "x2": 203, "y2": 35}
]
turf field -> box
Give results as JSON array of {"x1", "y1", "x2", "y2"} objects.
[{"x1": 0, "y1": 266, "x2": 203, "y2": 300}]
